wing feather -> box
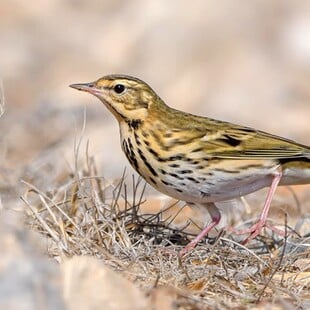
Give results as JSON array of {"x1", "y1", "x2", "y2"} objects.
[{"x1": 200, "y1": 126, "x2": 310, "y2": 159}]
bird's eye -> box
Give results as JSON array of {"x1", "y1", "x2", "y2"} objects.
[{"x1": 113, "y1": 84, "x2": 126, "y2": 94}]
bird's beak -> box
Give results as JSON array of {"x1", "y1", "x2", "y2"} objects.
[{"x1": 69, "y1": 82, "x2": 100, "y2": 95}]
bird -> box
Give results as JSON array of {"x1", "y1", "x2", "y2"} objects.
[{"x1": 70, "y1": 74, "x2": 310, "y2": 254}]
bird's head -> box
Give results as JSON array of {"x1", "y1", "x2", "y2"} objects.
[{"x1": 70, "y1": 74, "x2": 161, "y2": 122}]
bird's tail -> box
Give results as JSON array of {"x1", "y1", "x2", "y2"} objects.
[{"x1": 280, "y1": 156, "x2": 310, "y2": 185}]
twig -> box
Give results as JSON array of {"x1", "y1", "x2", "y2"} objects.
[{"x1": 257, "y1": 213, "x2": 288, "y2": 302}]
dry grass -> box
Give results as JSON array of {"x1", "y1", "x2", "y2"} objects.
[{"x1": 21, "y1": 143, "x2": 310, "y2": 309}]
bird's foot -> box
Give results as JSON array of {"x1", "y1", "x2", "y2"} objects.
[
  {"x1": 227, "y1": 221, "x2": 262, "y2": 244},
  {"x1": 178, "y1": 240, "x2": 197, "y2": 257},
  {"x1": 228, "y1": 221, "x2": 287, "y2": 244}
]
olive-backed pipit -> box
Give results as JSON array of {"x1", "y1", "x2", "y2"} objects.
[{"x1": 70, "y1": 75, "x2": 310, "y2": 254}]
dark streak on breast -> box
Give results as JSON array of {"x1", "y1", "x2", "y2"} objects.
[
  {"x1": 122, "y1": 139, "x2": 140, "y2": 171},
  {"x1": 177, "y1": 170, "x2": 193, "y2": 174},
  {"x1": 186, "y1": 177, "x2": 200, "y2": 184},
  {"x1": 147, "y1": 147, "x2": 161, "y2": 161},
  {"x1": 126, "y1": 119, "x2": 143, "y2": 130},
  {"x1": 197, "y1": 177, "x2": 207, "y2": 181},
  {"x1": 196, "y1": 165, "x2": 205, "y2": 170},
  {"x1": 168, "y1": 172, "x2": 184, "y2": 180},
  {"x1": 204, "y1": 172, "x2": 214, "y2": 176},
  {"x1": 137, "y1": 148, "x2": 158, "y2": 177},
  {"x1": 162, "y1": 180, "x2": 173, "y2": 186},
  {"x1": 168, "y1": 163, "x2": 180, "y2": 168},
  {"x1": 202, "y1": 157, "x2": 211, "y2": 161},
  {"x1": 134, "y1": 131, "x2": 141, "y2": 146},
  {"x1": 149, "y1": 177, "x2": 157, "y2": 184},
  {"x1": 168, "y1": 155, "x2": 184, "y2": 161},
  {"x1": 185, "y1": 157, "x2": 195, "y2": 162},
  {"x1": 143, "y1": 140, "x2": 150, "y2": 146}
]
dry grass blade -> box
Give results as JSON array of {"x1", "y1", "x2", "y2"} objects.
[
  {"x1": 21, "y1": 196, "x2": 63, "y2": 246},
  {"x1": 219, "y1": 237, "x2": 267, "y2": 266}
]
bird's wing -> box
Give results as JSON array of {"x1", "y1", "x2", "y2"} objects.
[{"x1": 199, "y1": 125, "x2": 310, "y2": 160}]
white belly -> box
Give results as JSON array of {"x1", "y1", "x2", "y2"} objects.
[{"x1": 154, "y1": 167, "x2": 276, "y2": 203}]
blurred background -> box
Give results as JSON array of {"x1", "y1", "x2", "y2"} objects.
[{"x1": 0, "y1": 0, "x2": 310, "y2": 205}]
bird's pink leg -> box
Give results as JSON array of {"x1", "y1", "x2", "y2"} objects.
[
  {"x1": 180, "y1": 203, "x2": 221, "y2": 256},
  {"x1": 235, "y1": 171, "x2": 283, "y2": 244}
]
